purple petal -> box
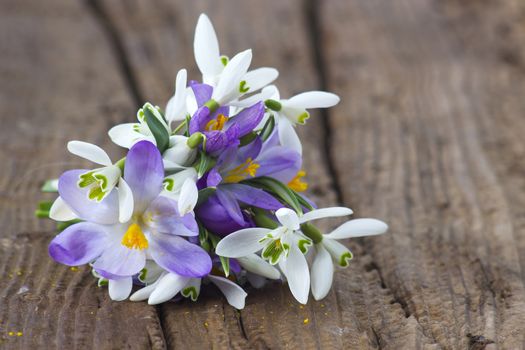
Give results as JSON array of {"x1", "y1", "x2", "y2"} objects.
[
  {"x1": 195, "y1": 194, "x2": 253, "y2": 236},
  {"x1": 206, "y1": 167, "x2": 223, "y2": 187},
  {"x1": 59, "y1": 170, "x2": 119, "y2": 225},
  {"x1": 257, "y1": 146, "x2": 302, "y2": 183},
  {"x1": 203, "y1": 130, "x2": 228, "y2": 154},
  {"x1": 124, "y1": 141, "x2": 164, "y2": 213},
  {"x1": 149, "y1": 233, "x2": 212, "y2": 277},
  {"x1": 92, "y1": 239, "x2": 146, "y2": 277},
  {"x1": 190, "y1": 82, "x2": 213, "y2": 107},
  {"x1": 49, "y1": 222, "x2": 107, "y2": 266},
  {"x1": 222, "y1": 184, "x2": 284, "y2": 210},
  {"x1": 189, "y1": 106, "x2": 212, "y2": 134},
  {"x1": 228, "y1": 102, "x2": 264, "y2": 136},
  {"x1": 216, "y1": 188, "x2": 245, "y2": 226},
  {"x1": 145, "y1": 196, "x2": 198, "y2": 236}
]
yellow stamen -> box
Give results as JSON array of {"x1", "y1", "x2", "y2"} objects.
[
  {"x1": 224, "y1": 157, "x2": 260, "y2": 183},
  {"x1": 205, "y1": 114, "x2": 228, "y2": 131},
  {"x1": 121, "y1": 223, "x2": 149, "y2": 250},
  {"x1": 288, "y1": 170, "x2": 308, "y2": 192}
]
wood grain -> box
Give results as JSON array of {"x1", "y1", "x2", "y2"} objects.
[{"x1": 1, "y1": 0, "x2": 525, "y2": 349}]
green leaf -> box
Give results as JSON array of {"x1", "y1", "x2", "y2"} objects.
[
  {"x1": 41, "y1": 179, "x2": 59, "y2": 192},
  {"x1": 239, "y1": 131, "x2": 257, "y2": 146},
  {"x1": 144, "y1": 106, "x2": 170, "y2": 153},
  {"x1": 197, "y1": 152, "x2": 216, "y2": 178},
  {"x1": 209, "y1": 234, "x2": 230, "y2": 277},
  {"x1": 291, "y1": 189, "x2": 315, "y2": 211},
  {"x1": 196, "y1": 187, "x2": 216, "y2": 207},
  {"x1": 259, "y1": 115, "x2": 275, "y2": 141},
  {"x1": 198, "y1": 222, "x2": 211, "y2": 252},
  {"x1": 242, "y1": 176, "x2": 302, "y2": 214}
]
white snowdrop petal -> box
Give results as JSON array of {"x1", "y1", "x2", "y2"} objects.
[
  {"x1": 299, "y1": 207, "x2": 353, "y2": 224},
  {"x1": 67, "y1": 141, "x2": 112, "y2": 166},
  {"x1": 286, "y1": 91, "x2": 340, "y2": 109},
  {"x1": 118, "y1": 178, "x2": 134, "y2": 223},
  {"x1": 276, "y1": 208, "x2": 300, "y2": 230},
  {"x1": 215, "y1": 228, "x2": 270, "y2": 258},
  {"x1": 108, "y1": 277, "x2": 133, "y2": 301},
  {"x1": 178, "y1": 178, "x2": 198, "y2": 215},
  {"x1": 310, "y1": 244, "x2": 334, "y2": 301},
  {"x1": 242, "y1": 67, "x2": 279, "y2": 92},
  {"x1": 165, "y1": 69, "x2": 188, "y2": 123},
  {"x1": 49, "y1": 196, "x2": 78, "y2": 221},
  {"x1": 148, "y1": 273, "x2": 190, "y2": 305},
  {"x1": 283, "y1": 245, "x2": 310, "y2": 304},
  {"x1": 213, "y1": 49, "x2": 252, "y2": 104},
  {"x1": 208, "y1": 275, "x2": 247, "y2": 310},
  {"x1": 130, "y1": 274, "x2": 164, "y2": 301},
  {"x1": 322, "y1": 238, "x2": 353, "y2": 267},
  {"x1": 237, "y1": 254, "x2": 281, "y2": 279},
  {"x1": 108, "y1": 123, "x2": 150, "y2": 149},
  {"x1": 194, "y1": 14, "x2": 223, "y2": 77},
  {"x1": 277, "y1": 117, "x2": 302, "y2": 155},
  {"x1": 326, "y1": 219, "x2": 388, "y2": 240}
]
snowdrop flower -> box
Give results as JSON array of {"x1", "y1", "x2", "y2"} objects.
[
  {"x1": 162, "y1": 135, "x2": 198, "y2": 170},
  {"x1": 51, "y1": 141, "x2": 132, "y2": 223},
  {"x1": 194, "y1": 13, "x2": 278, "y2": 97},
  {"x1": 48, "y1": 141, "x2": 212, "y2": 301},
  {"x1": 310, "y1": 218, "x2": 387, "y2": 300},
  {"x1": 263, "y1": 86, "x2": 340, "y2": 155},
  {"x1": 130, "y1": 271, "x2": 249, "y2": 309},
  {"x1": 215, "y1": 207, "x2": 352, "y2": 304}
]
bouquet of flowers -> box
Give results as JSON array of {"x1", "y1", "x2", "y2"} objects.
[{"x1": 36, "y1": 14, "x2": 387, "y2": 309}]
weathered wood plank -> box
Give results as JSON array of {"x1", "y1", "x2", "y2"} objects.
[
  {"x1": 321, "y1": 0, "x2": 525, "y2": 348},
  {"x1": 0, "y1": 0, "x2": 165, "y2": 348}
]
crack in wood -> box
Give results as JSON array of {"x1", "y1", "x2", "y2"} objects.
[{"x1": 85, "y1": 0, "x2": 144, "y2": 110}]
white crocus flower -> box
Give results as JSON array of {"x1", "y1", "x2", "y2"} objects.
[
  {"x1": 215, "y1": 207, "x2": 353, "y2": 304},
  {"x1": 194, "y1": 13, "x2": 278, "y2": 96},
  {"x1": 162, "y1": 168, "x2": 199, "y2": 215},
  {"x1": 130, "y1": 271, "x2": 248, "y2": 309},
  {"x1": 62, "y1": 141, "x2": 133, "y2": 223},
  {"x1": 310, "y1": 218, "x2": 388, "y2": 301},
  {"x1": 262, "y1": 85, "x2": 340, "y2": 155}
]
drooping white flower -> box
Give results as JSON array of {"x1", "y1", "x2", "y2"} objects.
[
  {"x1": 64, "y1": 140, "x2": 133, "y2": 223},
  {"x1": 165, "y1": 69, "x2": 189, "y2": 124},
  {"x1": 262, "y1": 85, "x2": 340, "y2": 155},
  {"x1": 130, "y1": 271, "x2": 248, "y2": 309},
  {"x1": 215, "y1": 207, "x2": 353, "y2": 304},
  {"x1": 310, "y1": 218, "x2": 388, "y2": 301}
]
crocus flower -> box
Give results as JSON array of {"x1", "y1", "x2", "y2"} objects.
[
  {"x1": 188, "y1": 83, "x2": 266, "y2": 155},
  {"x1": 216, "y1": 207, "x2": 353, "y2": 304},
  {"x1": 262, "y1": 85, "x2": 340, "y2": 155},
  {"x1": 193, "y1": 13, "x2": 278, "y2": 96},
  {"x1": 310, "y1": 218, "x2": 387, "y2": 300},
  {"x1": 196, "y1": 135, "x2": 301, "y2": 235},
  {"x1": 48, "y1": 141, "x2": 212, "y2": 301}
]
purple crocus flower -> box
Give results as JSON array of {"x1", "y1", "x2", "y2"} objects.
[
  {"x1": 188, "y1": 83, "x2": 265, "y2": 155},
  {"x1": 196, "y1": 131, "x2": 302, "y2": 235},
  {"x1": 48, "y1": 141, "x2": 212, "y2": 301}
]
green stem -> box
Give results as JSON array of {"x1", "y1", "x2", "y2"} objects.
[
  {"x1": 172, "y1": 118, "x2": 188, "y2": 134},
  {"x1": 252, "y1": 208, "x2": 279, "y2": 229},
  {"x1": 115, "y1": 157, "x2": 126, "y2": 172},
  {"x1": 300, "y1": 222, "x2": 323, "y2": 244},
  {"x1": 204, "y1": 99, "x2": 220, "y2": 113}
]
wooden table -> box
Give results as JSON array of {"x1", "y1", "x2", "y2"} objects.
[{"x1": 1, "y1": 0, "x2": 524, "y2": 349}]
